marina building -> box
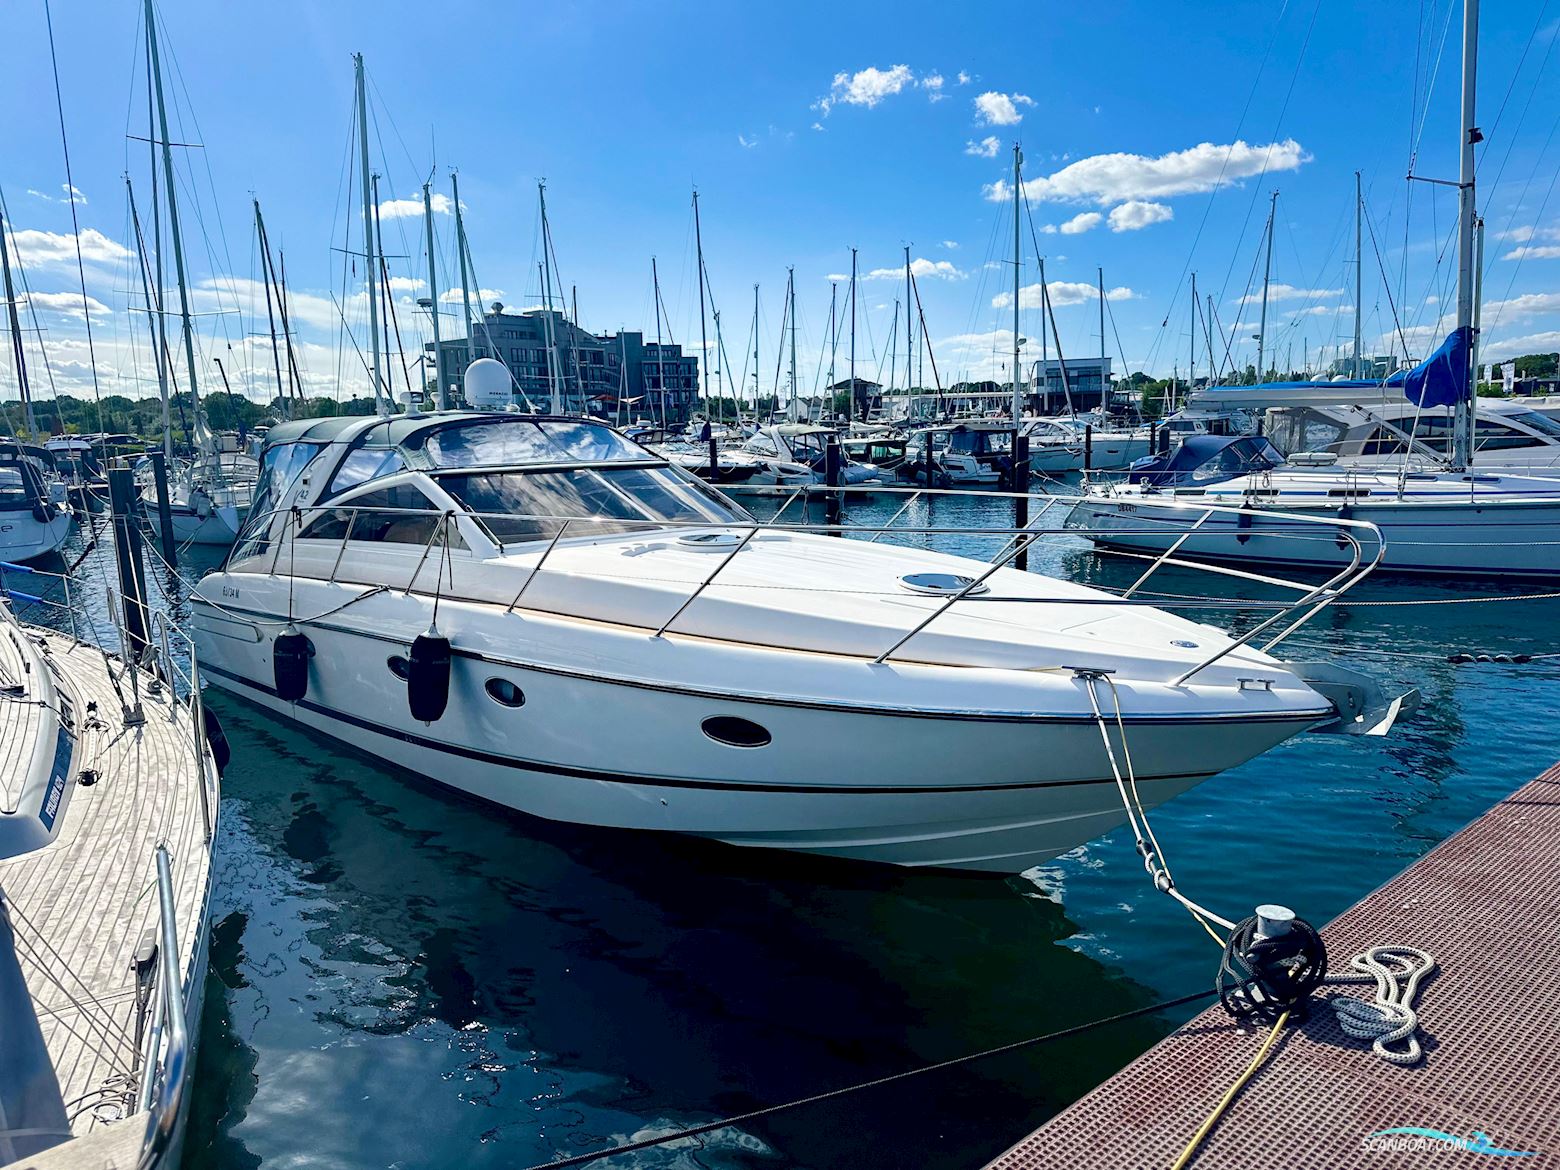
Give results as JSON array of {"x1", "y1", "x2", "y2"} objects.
[
  {"x1": 429, "y1": 307, "x2": 699, "y2": 422},
  {"x1": 1030, "y1": 356, "x2": 1113, "y2": 414}
]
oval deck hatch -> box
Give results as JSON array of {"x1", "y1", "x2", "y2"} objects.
[{"x1": 897, "y1": 572, "x2": 990, "y2": 596}]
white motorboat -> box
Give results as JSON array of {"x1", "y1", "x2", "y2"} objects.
[
  {"x1": 1021, "y1": 417, "x2": 1153, "y2": 473},
  {"x1": 190, "y1": 410, "x2": 1407, "y2": 873},
  {"x1": 0, "y1": 455, "x2": 73, "y2": 564},
  {"x1": 741, "y1": 424, "x2": 883, "y2": 487},
  {"x1": 0, "y1": 576, "x2": 221, "y2": 1169},
  {"x1": 901, "y1": 419, "x2": 1016, "y2": 485}
]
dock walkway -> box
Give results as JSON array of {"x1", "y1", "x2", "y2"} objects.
[{"x1": 985, "y1": 764, "x2": 1560, "y2": 1168}]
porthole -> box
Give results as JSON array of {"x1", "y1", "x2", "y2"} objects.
[
  {"x1": 484, "y1": 678, "x2": 526, "y2": 708},
  {"x1": 701, "y1": 715, "x2": 771, "y2": 748},
  {"x1": 387, "y1": 655, "x2": 410, "y2": 681}
]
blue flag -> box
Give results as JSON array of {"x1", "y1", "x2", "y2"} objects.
[{"x1": 1392, "y1": 326, "x2": 1471, "y2": 408}]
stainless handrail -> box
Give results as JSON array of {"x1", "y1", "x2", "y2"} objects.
[
  {"x1": 137, "y1": 845, "x2": 187, "y2": 1170},
  {"x1": 151, "y1": 611, "x2": 216, "y2": 841}
]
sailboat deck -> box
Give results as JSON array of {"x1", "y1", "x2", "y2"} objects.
[
  {"x1": 0, "y1": 632, "x2": 46, "y2": 813},
  {"x1": 0, "y1": 630, "x2": 213, "y2": 1147}
]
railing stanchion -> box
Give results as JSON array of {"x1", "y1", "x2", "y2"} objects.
[{"x1": 508, "y1": 518, "x2": 571, "y2": 612}]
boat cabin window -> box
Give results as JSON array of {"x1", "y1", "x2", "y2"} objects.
[
  {"x1": 1264, "y1": 408, "x2": 1349, "y2": 456},
  {"x1": 1472, "y1": 416, "x2": 1546, "y2": 451},
  {"x1": 0, "y1": 466, "x2": 32, "y2": 508},
  {"x1": 747, "y1": 433, "x2": 779, "y2": 456},
  {"x1": 439, "y1": 465, "x2": 748, "y2": 544},
  {"x1": 326, "y1": 448, "x2": 408, "y2": 498},
  {"x1": 299, "y1": 483, "x2": 467, "y2": 548},
  {"x1": 1504, "y1": 410, "x2": 1560, "y2": 439}
]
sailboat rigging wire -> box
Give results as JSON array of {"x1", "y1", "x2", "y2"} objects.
[{"x1": 517, "y1": 987, "x2": 1219, "y2": 1170}]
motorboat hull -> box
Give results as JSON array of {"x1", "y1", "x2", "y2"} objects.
[
  {"x1": 0, "y1": 508, "x2": 74, "y2": 563},
  {"x1": 192, "y1": 588, "x2": 1322, "y2": 873}
]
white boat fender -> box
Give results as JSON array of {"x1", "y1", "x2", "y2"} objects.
[
  {"x1": 272, "y1": 626, "x2": 310, "y2": 702},
  {"x1": 407, "y1": 625, "x2": 451, "y2": 723}
]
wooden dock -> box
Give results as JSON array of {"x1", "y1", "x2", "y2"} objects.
[{"x1": 985, "y1": 763, "x2": 1560, "y2": 1169}]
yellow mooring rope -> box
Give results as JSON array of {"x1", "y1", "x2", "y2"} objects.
[{"x1": 1169, "y1": 1008, "x2": 1291, "y2": 1170}]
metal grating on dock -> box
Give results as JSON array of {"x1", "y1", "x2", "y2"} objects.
[{"x1": 985, "y1": 764, "x2": 1560, "y2": 1169}]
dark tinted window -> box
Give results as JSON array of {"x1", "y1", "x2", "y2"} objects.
[
  {"x1": 326, "y1": 448, "x2": 406, "y2": 498},
  {"x1": 299, "y1": 483, "x2": 466, "y2": 547}
]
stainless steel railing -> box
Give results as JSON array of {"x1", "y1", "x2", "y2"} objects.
[{"x1": 136, "y1": 844, "x2": 188, "y2": 1170}]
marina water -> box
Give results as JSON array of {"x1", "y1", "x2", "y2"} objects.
[{"x1": 27, "y1": 490, "x2": 1560, "y2": 1169}]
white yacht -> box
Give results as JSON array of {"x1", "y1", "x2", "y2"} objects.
[
  {"x1": 1021, "y1": 417, "x2": 1153, "y2": 473},
  {"x1": 901, "y1": 419, "x2": 1016, "y2": 485},
  {"x1": 741, "y1": 424, "x2": 883, "y2": 487},
  {"x1": 191, "y1": 410, "x2": 1407, "y2": 873},
  {"x1": 0, "y1": 453, "x2": 73, "y2": 564},
  {"x1": 0, "y1": 584, "x2": 220, "y2": 1168}
]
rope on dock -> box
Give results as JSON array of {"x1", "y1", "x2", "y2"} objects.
[
  {"x1": 517, "y1": 989, "x2": 1219, "y2": 1170},
  {"x1": 1323, "y1": 946, "x2": 1437, "y2": 1064}
]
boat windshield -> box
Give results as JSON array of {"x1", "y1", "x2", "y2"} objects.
[
  {"x1": 0, "y1": 467, "x2": 29, "y2": 508},
  {"x1": 415, "y1": 419, "x2": 651, "y2": 469},
  {"x1": 438, "y1": 465, "x2": 750, "y2": 545},
  {"x1": 1503, "y1": 410, "x2": 1560, "y2": 439}
]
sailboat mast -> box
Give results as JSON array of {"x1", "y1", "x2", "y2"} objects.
[
  {"x1": 451, "y1": 171, "x2": 475, "y2": 372},
  {"x1": 147, "y1": 0, "x2": 202, "y2": 422},
  {"x1": 848, "y1": 247, "x2": 857, "y2": 420},
  {"x1": 693, "y1": 190, "x2": 710, "y2": 415},
  {"x1": 826, "y1": 282, "x2": 837, "y2": 421},
  {"x1": 422, "y1": 180, "x2": 445, "y2": 410},
  {"x1": 0, "y1": 207, "x2": 35, "y2": 435},
  {"x1": 1189, "y1": 272, "x2": 1197, "y2": 403},
  {"x1": 254, "y1": 200, "x2": 286, "y2": 410},
  {"x1": 352, "y1": 53, "x2": 384, "y2": 415},
  {"x1": 652, "y1": 257, "x2": 666, "y2": 428},
  {"x1": 127, "y1": 178, "x2": 175, "y2": 459},
  {"x1": 787, "y1": 267, "x2": 798, "y2": 423},
  {"x1": 1257, "y1": 190, "x2": 1277, "y2": 381},
  {"x1": 1354, "y1": 171, "x2": 1364, "y2": 380},
  {"x1": 1451, "y1": 0, "x2": 1480, "y2": 469},
  {"x1": 1098, "y1": 266, "x2": 1106, "y2": 410},
  {"x1": 539, "y1": 183, "x2": 561, "y2": 413},
  {"x1": 751, "y1": 284, "x2": 759, "y2": 412},
  {"x1": 1011, "y1": 143, "x2": 1022, "y2": 423},
  {"x1": 904, "y1": 245, "x2": 913, "y2": 400},
  {"x1": 1039, "y1": 256, "x2": 1048, "y2": 411}
]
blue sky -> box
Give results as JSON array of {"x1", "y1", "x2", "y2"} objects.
[{"x1": 3, "y1": 0, "x2": 1558, "y2": 408}]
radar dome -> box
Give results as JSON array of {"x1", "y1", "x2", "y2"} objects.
[{"x1": 463, "y1": 358, "x2": 511, "y2": 410}]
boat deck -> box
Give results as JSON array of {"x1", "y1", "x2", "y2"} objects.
[
  {"x1": 984, "y1": 763, "x2": 1560, "y2": 1168},
  {"x1": 0, "y1": 628, "x2": 213, "y2": 1154}
]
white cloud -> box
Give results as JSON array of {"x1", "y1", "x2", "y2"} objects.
[
  {"x1": 738, "y1": 133, "x2": 757, "y2": 148},
  {"x1": 1288, "y1": 304, "x2": 1347, "y2": 318},
  {"x1": 1483, "y1": 331, "x2": 1560, "y2": 361},
  {"x1": 965, "y1": 136, "x2": 1000, "y2": 158},
  {"x1": 386, "y1": 276, "x2": 427, "y2": 294},
  {"x1": 973, "y1": 91, "x2": 1034, "y2": 126},
  {"x1": 985, "y1": 138, "x2": 1309, "y2": 204},
  {"x1": 992, "y1": 281, "x2": 1136, "y2": 310},
  {"x1": 6, "y1": 226, "x2": 133, "y2": 267},
  {"x1": 1107, "y1": 200, "x2": 1174, "y2": 232},
  {"x1": 1058, "y1": 211, "x2": 1102, "y2": 235},
  {"x1": 439, "y1": 287, "x2": 505, "y2": 306},
  {"x1": 956, "y1": 71, "x2": 972, "y2": 85},
  {"x1": 25, "y1": 183, "x2": 87, "y2": 205},
  {"x1": 1235, "y1": 283, "x2": 1344, "y2": 305},
  {"x1": 1503, "y1": 245, "x2": 1560, "y2": 261},
  {"x1": 1483, "y1": 291, "x2": 1560, "y2": 319},
  {"x1": 18, "y1": 290, "x2": 111, "y2": 318},
  {"x1": 923, "y1": 72, "x2": 946, "y2": 101},
  {"x1": 811, "y1": 121, "x2": 825, "y2": 132},
  {"x1": 858, "y1": 258, "x2": 966, "y2": 281},
  {"x1": 815, "y1": 64, "x2": 916, "y2": 114},
  {"x1": 377, "y1": 192, "x2": 454, "y2": 220},
  {"x1": 940, "y1": 240, "x2": 959, "y2": 250}
]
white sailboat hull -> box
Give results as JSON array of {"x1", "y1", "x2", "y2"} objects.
[{"x1": 1070, "y1": 486, "x2": 1560, "y2": 577}]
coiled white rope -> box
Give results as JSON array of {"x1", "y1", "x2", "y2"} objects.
[{"x1": 1324, "y1": 945, "x2": 1437, "y2": 1065}]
